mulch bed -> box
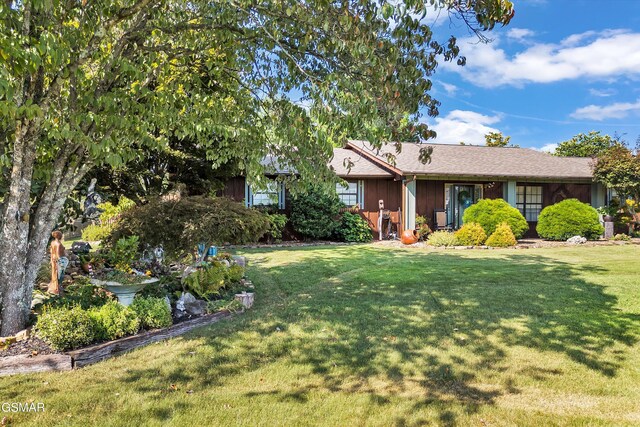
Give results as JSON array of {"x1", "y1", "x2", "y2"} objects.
[{"x1": 1, "y1": 337, "x2": 58, "y2": 358}]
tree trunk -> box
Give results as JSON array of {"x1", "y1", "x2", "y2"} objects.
[{"x1": 0, "y1": 121, "x2": 38, "y2": 336}]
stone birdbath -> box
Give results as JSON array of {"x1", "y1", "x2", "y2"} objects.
[{"x1": 90, "y1": 278, "x2": 159, "y2": 306}]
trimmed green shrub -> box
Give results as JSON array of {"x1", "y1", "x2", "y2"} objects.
[
  {"x1": 536, "y1": 199, "x2": 604, "y2": 240},
  {"x1": 89, "y1": 301, "x2": 140, "y2": 341},
  {"x1": 35, "y1": 305, "x2": 97, "y2": 351},
  {"x1": 455, "y1": 222, "x2": 487, "y2": 246},
  {"x1": 462, "y1": 198, "x2": 529, "y2": 238},
  {"x1": 264, "y1": 213, "x2": 288, "y2": 242},
  {"x1": 486, "y1": 222, "x2": 517, "y2": 247},
  {"x1": 427, "y1": 231, "x2": 459, "y2": 247},
  {"x1": 290, "y1": 187, "x2": 342, "y2": 240},
  {"x1": 335, "y1": 212, "x2": 372, "y2": 242},
  {"x1": 110, "y1": 196, "x2": 270, "y2": 258},
  {"x1": 131, "y1": 297, "x2": 173, "y2": 330}
]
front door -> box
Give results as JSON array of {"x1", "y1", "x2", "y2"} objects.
[{"x1": 446, "y1": 185, "x2": 477, "y2": 229}]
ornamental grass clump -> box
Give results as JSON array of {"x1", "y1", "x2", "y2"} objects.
[
  {"x1": 485, "y1": 222, "x2": 517, "y2": 247},
  {"x1": 427, "y1": 231, "x2": 459, "y2": 247},
  {"x1": 455, "y1": 222, "x2": 487, "y2": 246},
  {"x1": 462, "y1": 198, "x2": 528, "y2": 238},
  {"x1": 536, "y1": 199, "x2": 604, "y2": 240}
]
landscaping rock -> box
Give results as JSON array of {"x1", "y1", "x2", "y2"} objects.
[
  {"x1": 235, "y1": 292, "x2": 254, "y2": 309},
  {"x1": 15, "y1": 328, "x2": 31, "y2": 342},
  {"x1": 184, "y1": 300, "x2": 208, "y2": 316},
  {"x1": 232, "y1": 255, "x2": 247, "y2": 267},
  {"x1": 567, "y1": 236, "x2": 587, "y2": 245}
]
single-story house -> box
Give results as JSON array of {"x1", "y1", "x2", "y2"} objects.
[{"x1": 220, "y1": 140, "x2": 606, "y2": 238}]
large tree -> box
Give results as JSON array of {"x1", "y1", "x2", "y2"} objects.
[
  {"x1": 0, "y1": 0, "x2": 513, "y2": 334},
  {"x1": 555, "y1": 131, "x2": 622, "y2": 157}
]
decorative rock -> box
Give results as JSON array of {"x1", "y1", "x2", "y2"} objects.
[
  {"x1": 15, "y1": 328, "x2": 31, "y2": 342},
  {"x1": 70, "y1": 241, "x2": 92, "y2": 254},
  {"x1": 566, "y1": 236, "x2": 587, "y2": 245},
  {"x1": 184, "y1": 300, "x2": 208, "y2": 316},
  {"x1": 232, "y1": 256, "x2": 247, "y2": 267},
  {"x1": 181, "y1": 292, "x2": 197, "y2": 304},
  {"x1": 0, "y1": 336, "x2": 16, "y2": 346},
  {"x1": 235, "y1": 292, "x2": 255, "y2": 309}
]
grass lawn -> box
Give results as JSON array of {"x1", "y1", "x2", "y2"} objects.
[{"x1": 1, "y1": 245, "x2": 640, "y2": 426}]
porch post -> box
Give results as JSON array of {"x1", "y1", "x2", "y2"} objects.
[
  {"x1": 403, "y1": 180, "x2": 416, "y2": 230},
  {"x1": 503, "y1": 180, "x2": 517, "y2": 207},
  {"x1": 591, "y1": 183, "x2": 606, "y2": 208}
]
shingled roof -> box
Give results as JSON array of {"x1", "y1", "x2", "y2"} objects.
[
  {"x1": 329, "y1": 148, "x2": 393, "y2": 178},
  {"x1": 346, "y1": 140, "x2": 594, "y2": 181}
]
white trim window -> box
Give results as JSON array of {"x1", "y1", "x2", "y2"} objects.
[
  {"x1": 516, "y1": 185, "x2": 543, "y2": 221},
  {"x1": 336, "y1": 180, "x2": 364, "y2": 209},
  {"x1": 245, "y1": 181, "x2": 285, "y2": 209}
]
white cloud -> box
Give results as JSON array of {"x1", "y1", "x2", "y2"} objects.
[
  {"x1": 539, "y1": 143, "x2": 558, "y2": 153},
  {"x1": 443, "y1": 30, "x2": 640, "y2": 88},
  {"x1": 440, "y1": 82, "x2": 458, "y2": 95},
  {"x1": 570, "y1": 98, "x2": 640, "y2": 121},
  {"x1": 589, "y1": 88, "x2": 616, "y2": 97},
  {"x1": 428, "y1": 110, "x2": 501, "y2": 145},
  {"x1": 506, "y1": 28, "x2": 536, "y2": 43}
]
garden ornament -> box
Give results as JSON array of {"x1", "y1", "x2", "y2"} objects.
[
  {"x1": 83, "y1": 178, "x2": 103, "y2": 220},
  {"x1": 48, "y1": 230, "x2": 69, "y2": 295}
]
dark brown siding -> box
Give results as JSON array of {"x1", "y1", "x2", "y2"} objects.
[
  {"x1": 540, "y1": 183, "x2": 591, "y2": 206},
  {"x1": 218, "y1": 177, "x2": 246, "y2": 202},
  {"x1": 360, "y1": 179, "x2": 403, "y2": 235}
]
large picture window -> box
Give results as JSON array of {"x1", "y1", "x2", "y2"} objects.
[
  {"x1": 517, "y1": 185, "x2": 543, "y2": 221},
  {"x1": 246, "y1": 181, "x2": 285, "y2": 209},
  {"x1": 336, "y1": 180, "x2": 364, "y2": 208}
]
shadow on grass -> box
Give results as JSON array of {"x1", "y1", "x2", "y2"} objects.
[{"x1": 120, "y1": 246, "x2": 640, "y2": 425}]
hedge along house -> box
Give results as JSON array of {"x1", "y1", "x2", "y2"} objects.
[{"x1": 219, "y1": 140, "x2": 604, "y2": 239}]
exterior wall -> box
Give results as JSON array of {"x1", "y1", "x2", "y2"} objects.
[
  {"x1": 360, "y1": 178, "x2": 403, "y2": 235},
  {"x1": 217, "y1": 177, "x2": 246, "y2": 202}
]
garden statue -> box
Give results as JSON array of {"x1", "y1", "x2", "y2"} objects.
[
  {"x1": 153, "y1": 245, "x2": 165, "y2": 263},
  {"x1": 83, "y1": 178, "x2": 103, "y2": 220},
  {"x1": 48, "y1": 230, "x2": 69, "y2": 295}
]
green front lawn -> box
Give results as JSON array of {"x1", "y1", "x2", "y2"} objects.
[{"x1": 2, "y1": 245, "x2": 640, "y2": 426}]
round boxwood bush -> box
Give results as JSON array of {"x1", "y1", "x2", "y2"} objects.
[
  {"x1": 335, "y1": 212, "x2": 372, "y2": 242},
  {"x1": 486, "y1": 222, "x2": 517, "y2": 247},
  {"x1": 131, "y1": 297, "x2": 173, "y2": 330},
  {"x1": 90, "y1": 301, "x2": 140, "y2": 341},
  {"x1": 536, "y1": 199, "x2": 604, "y2": 240},
  {"x1": 462, "y1": 198, "x2": 529, "y2": 238},
  {"x1": 455, "y1": 222, "x2": 487, "y2": 246},
  {"x1": 35, "y1": 305, "x2": 97, "y2": 351}
]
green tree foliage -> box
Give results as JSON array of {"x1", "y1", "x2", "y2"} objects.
[
  {"x1": 0, "y1": 0, "x2": 514, "y2": 334},
  {"x1": 536, "y1": 199, "x2": 604, "y2": 241},
  {"x1": 592, "y1": 145, "x2": 640, "y2": 201},
  {"x1": 110, "y1": 196, "x2": 270, "y2": 258},
  {"x1": 462, "y1": 198, "x2": 528, "y2": 238},
  {"x1": 484, "y1": 132, "x2": 515, "y2": 147},
  {"x1": 555, "y1": 131, "x2": 622, "y2": 157},
  {"x1": 290, "y1": 187, "x2": 343, "y2": 240}
]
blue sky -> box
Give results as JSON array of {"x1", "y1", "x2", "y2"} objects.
[{"x1": 423, "y1": 0, "x2": 640, "y2": 151}]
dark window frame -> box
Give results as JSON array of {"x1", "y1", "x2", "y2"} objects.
[{"x1": 516, "y1": 185, "x2": 543, "y2": 222}]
